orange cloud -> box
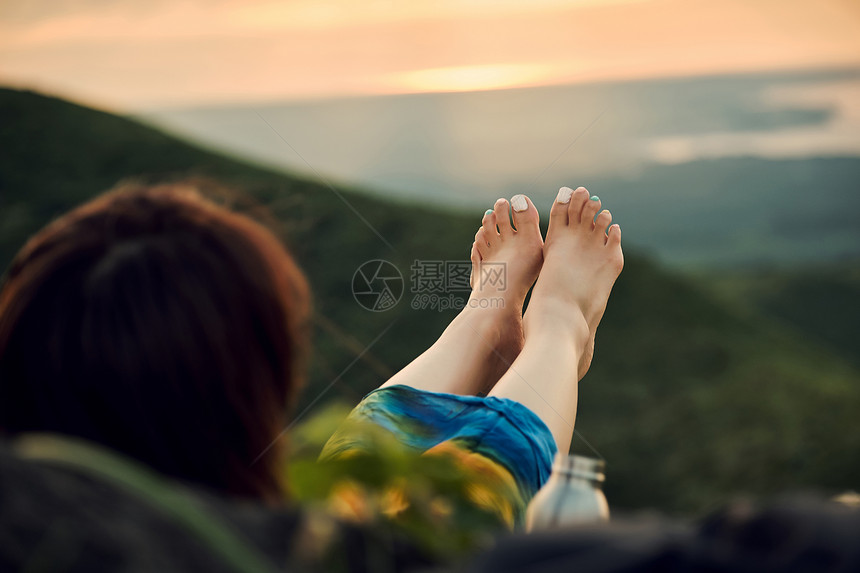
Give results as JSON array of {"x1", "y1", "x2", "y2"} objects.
[{"x1": 0, "y1": 0, "x2": 857, "y2": 109}]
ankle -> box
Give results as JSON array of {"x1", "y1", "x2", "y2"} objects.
[
  {"x1": 524, "y1": 307, "x2": 589, "y2": 349},
  {"x1": 460, "y1": 303, "x2": 522, "y2": 342},
  {"x1": 460, "y1": 299, "x2": 518, "y2": 324}
]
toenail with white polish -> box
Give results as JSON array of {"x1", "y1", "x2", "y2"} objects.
[
  {"x1": 511, "y1": 195, "x2": 528, "y2": 212},
  {"x1": 557, "y1": 187, "x2": 573, "y2": 204}
]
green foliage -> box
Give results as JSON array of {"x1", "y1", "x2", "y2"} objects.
[
  {"x1": 2, "y1": 87, "x2": 858, "y2": 518},
  {"x1": 286, "y1": 404, "x2": 502, "y2": 558}
]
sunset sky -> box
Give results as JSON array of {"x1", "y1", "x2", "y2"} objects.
[{"x1": 1, "y1": 0, "x2": 859, "y2": 110}]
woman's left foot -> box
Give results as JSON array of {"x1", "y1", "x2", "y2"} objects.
[
  {"x1": 464, "y1": 195, "x2": 544, "y2": 391},
  {"x1": 470, "y1": 195, "x2": 544, "y2": 310},
  {"x1": 380, "y1": 195, "x2": 542, "y2": 397}
]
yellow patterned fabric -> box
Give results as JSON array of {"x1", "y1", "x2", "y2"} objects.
[{"x1": 322, "y1": 385, "x2": 557, "y2": 528}]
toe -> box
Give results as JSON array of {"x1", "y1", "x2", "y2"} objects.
[
  {"x1": 510, "y1": 194, "x2": 541, "y2": 235},
  {"x1": 475, "y1": 227, "x2": 491, "y2": 258},
  {"x1": 568, "y1": 187, "x2": 590, "y2": 225},
  {"x1": 469, "y1": 242, "x2": 480, "y2": 288},
  {"x1": 548, "y1": 187, "x2": 572, "y2": 231},
  {"x1": 607, "y1": 223, "x2": 622, "y2": 247},
  {"x1": 493, "y1": 198, "x2": 513, "y2": 237},
  {"x1": 594, "y1": 210, "x2": 613, "y2": 237},
  {"x1": 606, "y1": 225, "x2": 624, "y2": 271},
  {"x1": 481, "y1": 209, "x2": 500, "y2": 247},
  {"x1": 580, "y1": 193, "x2": 602, "y2": 228}
]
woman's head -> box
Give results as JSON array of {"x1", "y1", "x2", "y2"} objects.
[{"x1": 0, "y1": 181, "x2": 310, "y2": 501}]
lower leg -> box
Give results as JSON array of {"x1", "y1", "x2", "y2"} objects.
[
  {"x1": 379, "y1": 304, "x2": 521, "y2": 396},
  {"x1": 488, "y1": 319, "x2": 587, "y2": 452}
]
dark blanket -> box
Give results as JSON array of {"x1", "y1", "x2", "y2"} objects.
[
  {"x1": 2, "y1": 434, "x2": 857, "y2": 573},
  {"x1": 0, "y1": 436, "x2": 431, "y2": 573}
]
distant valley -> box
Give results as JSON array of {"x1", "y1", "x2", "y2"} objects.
[{"x1": 140, "y1": 68, "x2": 860, "y2": 268}]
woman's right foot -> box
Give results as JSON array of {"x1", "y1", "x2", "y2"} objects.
[{"x1": 524, "y1": 186, "x2": 624, "y2": 380}]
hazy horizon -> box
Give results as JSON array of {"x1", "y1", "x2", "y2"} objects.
[
  {"x1": 140, "y1": 66, "x2": 860, "y2": 197},
  {"x1": 133, "y1": 66, "x2": 860, "y2": 268}
]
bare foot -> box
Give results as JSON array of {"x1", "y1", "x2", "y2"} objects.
[
  {"x1": 470, "y1": 195, "x2": 544, "y2": 317},
  {"x1": 525, "y1": 186, "x2": 623, "y2": 380},
  {"x1": 463, "y1": 195, "x2": 544, "y2": 392},
  {"x1": 487, "y1": 187, "x2": 621, "y2": 451},
  {"x1": 380, "y1": 195, "x2": 543, "y2": 396}
]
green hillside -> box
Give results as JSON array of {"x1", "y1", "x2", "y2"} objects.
[
  {"x1": 698, "y1": 262, "x2": 860, "y2": 369},
  {"x1": 2, "y1": 87, "x2": 858, "y2": 515}
]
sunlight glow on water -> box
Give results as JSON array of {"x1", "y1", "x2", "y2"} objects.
[
  {"x1": 647, "y1": 80, "x2": 860, "y2": 164},
  {"x1": 381, "y1": 63, "x2": 564, "y2": 94}
]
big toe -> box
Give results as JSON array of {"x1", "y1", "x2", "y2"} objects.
[
  {"x1": 510, "y1": 194, "x2": 541, "y2": 236},
  {"x1": 549, "y1": 186, "x2": 573, "y2": 230}
]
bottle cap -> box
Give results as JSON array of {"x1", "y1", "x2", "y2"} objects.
[{"x1": 552, "y1": 453, "x2": 605, "y2": 483}]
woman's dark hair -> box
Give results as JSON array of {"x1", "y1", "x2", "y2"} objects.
[{"x1": 0, "y1": 181, "x2": 310, "y2": 501}]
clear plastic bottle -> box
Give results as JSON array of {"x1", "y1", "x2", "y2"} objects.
[{"x1": 525, "y1": 453, "x2": 609, "y2": 532}]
